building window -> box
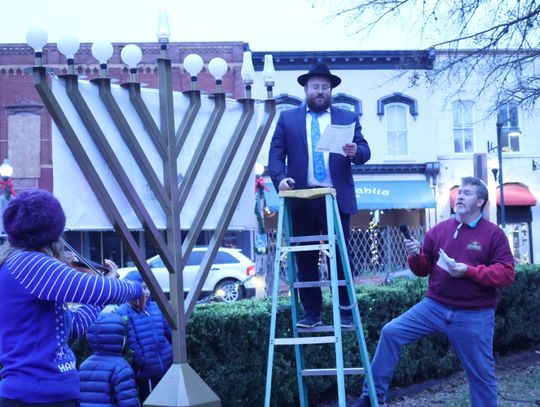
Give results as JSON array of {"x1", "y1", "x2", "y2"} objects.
[
  {"x1": 386, "y1": 103, "x2": 408, "y2": 156},
  {"x1": 452, "y1": 100, "x2": 474, "y2": 153},
  {"x1": 332, "y1": 93, "x2": 362, "y2": 115},
  {"x1": 377, "y1": 93, "x2": 418, "y2": 118},
  {"x1": 498, "y1": 103, "x2": 520, "y2": 152}
]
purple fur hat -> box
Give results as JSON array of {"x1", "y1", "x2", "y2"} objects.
[{"x1": 3, "y1": 189, "x2": 66, "y2": 248}]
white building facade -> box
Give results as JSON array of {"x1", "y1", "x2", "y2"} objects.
[{"x1": 251, "y1": 49, "x2": 539, "y2": 265}]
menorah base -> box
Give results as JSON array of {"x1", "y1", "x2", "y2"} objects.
[{"x1": 143, "y1": 363, "x2": 221, "y2": 407}]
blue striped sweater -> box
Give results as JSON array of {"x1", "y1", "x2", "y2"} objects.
[{"x1": 0, "y1": 251, "x2": 142, "y2": 403}]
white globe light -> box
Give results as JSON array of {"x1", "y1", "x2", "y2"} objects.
[
  {"x1": 26, "y1": 27, "x2": 48, "y2": 52},
  {"x1": 57, "y1": 35, "x2": 80, "y2": 59},
  {"x1": 183, "y1": 54, "x2": 204, "y2": 77},
  {"x1": 91, "y1": 41, "x2": 114, "y2": 64},
  {"x1": 208, "y1": 57, "x2": 228, "y2": 81},
  {"x1": 121, "y1": 44, "x2": 142, "y2": 69}
]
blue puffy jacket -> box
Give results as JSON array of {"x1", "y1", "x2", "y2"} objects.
[
  {"x1": 79, "y1": 312, "x2": 139, "y2": 407},
  {"x1": 117, "y1": 272, "x2": 173, "y2": 380}
]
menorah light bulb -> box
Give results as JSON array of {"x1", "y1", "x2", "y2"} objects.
[
  {"x1": 26, "y1": 27, "x2": 48, "y2": 53},
  {"x1": 91, "y1": 41, "x2": 114, "y2": 64},
  {"x1": 241, "y1": 51, "x2": 255, "y2": 85},
  {"x1": 183, "y1": 54, "x2": 204, "y2": 90},
  {"x1": 58, "y1": 35, "x2": 80, "y2": 74},
  {"x1": 208, "y1": 57, "x2": 228, "y2": 92},
  {"x1": 157, "y1": 9, "x2": 170, "y2": 44},
  {"x1": 91, "y1": 41, "x2": 114, "y2": 78},
  {"x1": 121, "y1": 44, "x2": 142, "y2": 81},
  {"x1": 263, "y1": 54, "x2": 275, "y2": 98},
  {"x1": 26, "y1": 27, "x2": 48, "y2": 66}
]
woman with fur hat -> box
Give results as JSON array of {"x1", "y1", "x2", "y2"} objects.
[{"x1": 0, "y1": 189, "x2": 145, "y2": 407}]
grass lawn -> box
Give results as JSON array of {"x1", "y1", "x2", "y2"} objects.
[{"x1": 387, "y1": 348, "x2": 540, "y2": 406}]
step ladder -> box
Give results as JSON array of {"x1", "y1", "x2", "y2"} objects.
[{"x1": 264, "y1": 188, "x2": 379, "y2": 407}]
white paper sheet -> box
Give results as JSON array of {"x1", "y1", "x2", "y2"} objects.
[
  {"x1": 437, "y1": 248, "x2": 456, "y2": 273},
  {"x1": 315, "y1": 122, "x2": 355, "y2": 156}
]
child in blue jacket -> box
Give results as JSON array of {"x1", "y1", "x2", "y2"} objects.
[
  {"x1": 79, "y1": 312, "x2": 139, "y2": 407},
  {"x1": 117, "y1": 271, "x2": 173, "y2": 404}
]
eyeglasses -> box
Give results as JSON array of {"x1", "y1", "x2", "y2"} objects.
[{"x1": 308, "y1": 84, "x2": 331, "y2": 92}]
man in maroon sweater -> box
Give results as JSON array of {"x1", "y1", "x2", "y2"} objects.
[{"x1": 353, "y1": 177, "x2": 514, "y2": 407}]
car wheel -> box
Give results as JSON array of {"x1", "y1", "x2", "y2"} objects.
[{"x1": 215, "y1": 279, "x2": 243, "y2": 302}]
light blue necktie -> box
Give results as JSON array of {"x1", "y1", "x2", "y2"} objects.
[{"x1": 310, "y1": 111, "x2": 327, "y2": 182}]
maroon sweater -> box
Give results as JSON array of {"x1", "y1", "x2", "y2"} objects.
[{"x1": 408, "y1": 217, "x2": 515, "y2": 309}]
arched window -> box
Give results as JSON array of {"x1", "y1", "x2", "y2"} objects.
[
  {"x1": 332, "y1": 93, "x2": 362, "y2": 115},
  {"x1": 385, "y1": 103, "x2": 408, "y2": 156},
  {"x1": 452, "y1": 100, "x2": 474, "y2": 153},
  {"x1": 377, "y1": 93, "x2": 418, "y2": 118}
]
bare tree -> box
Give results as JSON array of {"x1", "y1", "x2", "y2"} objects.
[{"x1": 312, "y1": 0, "x2": 540, "y2": 109}]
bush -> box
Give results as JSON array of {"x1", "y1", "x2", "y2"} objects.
[{"x1": 70, "y1": 266, "x2": 540, "y2": 406}]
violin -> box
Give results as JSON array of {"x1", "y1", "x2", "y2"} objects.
[{"x1": 63, "y1": 241, "x2": 115, "y2": 277}]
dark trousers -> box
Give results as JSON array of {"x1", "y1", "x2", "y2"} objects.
[
  {"x1": 136, "y1": 377, "x2": 160, "y2": 404},
  {"x1": 0, "y1": 398, "x2": 79, "y2": 407},
  {"x1": 291, "y1": 196, "x2": 352, "y2": 318}
]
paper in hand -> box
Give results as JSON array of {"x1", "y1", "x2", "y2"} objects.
[
  {"x1": 437, "y1": 248, "x2": 456, "y2": 273},
  {"x1": 315, "y1": 122, "x2": 355, "y2": 156}
]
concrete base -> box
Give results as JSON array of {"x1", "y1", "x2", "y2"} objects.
[{"x1": 143, "y1": 363, "x2": 221, "y2": 407}]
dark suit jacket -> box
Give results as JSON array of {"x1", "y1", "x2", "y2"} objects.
[{"x1": 268, "y1": 105, "x2": 371, "y2": 214}]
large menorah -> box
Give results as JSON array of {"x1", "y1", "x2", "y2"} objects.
[{"x1": 26, "y1": 18, "x2": 275, "y2": 407}]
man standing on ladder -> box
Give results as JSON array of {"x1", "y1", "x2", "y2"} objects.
[{"x1": 268, "y1": 63, "x2": 371, "y2": 329}]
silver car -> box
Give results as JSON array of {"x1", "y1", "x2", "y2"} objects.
[{"x1": 117, "y1": 247, "x2": 256, "y2": 302}]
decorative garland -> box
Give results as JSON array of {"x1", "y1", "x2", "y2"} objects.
[{"x1": 0, "y1": 178, "x2": 16, "y2": 199}]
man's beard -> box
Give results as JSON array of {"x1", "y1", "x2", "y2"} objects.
[{"x1": 306, "y1": 96, "x2": 331, "y2": 113}]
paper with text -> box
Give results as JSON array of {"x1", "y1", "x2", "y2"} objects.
[{"x1": 315, "y1": 122, "x2": 355, "y2": 156}]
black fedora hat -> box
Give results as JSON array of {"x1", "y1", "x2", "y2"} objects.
[{"x1": 297, "y1": 63, "x2": 341, "y2": 88}]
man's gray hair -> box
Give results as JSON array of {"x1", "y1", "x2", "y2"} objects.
[{"x1": 461, "y1": 176, "x2": 489, "y2": 211}]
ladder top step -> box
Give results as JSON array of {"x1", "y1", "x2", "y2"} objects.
[
  {"x1": 302, "y1": 367, "x2": 365, "y2": 376},
  {"x1": 278, "y1": 188, "x2": 336, "y2": 200}
]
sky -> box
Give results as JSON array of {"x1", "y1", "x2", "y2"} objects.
[{"x1": 1, "y1": 0, "x2": 425, "y2": 51}]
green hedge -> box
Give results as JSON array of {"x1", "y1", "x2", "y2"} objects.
[{"x1": 71, "y1": 266, "x2": 540, "y2": 406}]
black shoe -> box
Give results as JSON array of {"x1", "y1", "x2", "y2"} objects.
[
  {"x1": 340, "y1": 314, "x2": 353, "y2": 328},
  {"x1": 296, "y1": 315, "x2": 322, "y2": 328},
  {"x1": 351, "y1": 396, "x2": 386, "y2": 407}
]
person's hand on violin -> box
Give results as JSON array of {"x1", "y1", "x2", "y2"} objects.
[{"x1": 103, "y1": 259, "x2": 119, "y2": 279}]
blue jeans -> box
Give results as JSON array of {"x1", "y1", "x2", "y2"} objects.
[{"x1": 362, "y1": 297, "x2": 497, "y2": 407}]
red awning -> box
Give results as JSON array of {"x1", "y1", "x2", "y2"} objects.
[{"x1": 496, "y1": 183, "x2": 537, "y2": 206}]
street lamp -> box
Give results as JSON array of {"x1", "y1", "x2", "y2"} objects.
[
  {"x1": 487, "y1": 110, "x2": 521, "y2": 228},
  {"x1": 0, "y1": 159, "x2": 14, "y2": 200}
]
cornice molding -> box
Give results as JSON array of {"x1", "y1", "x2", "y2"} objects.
[{"x1": 252, "y1": 50, "x2": 435, "y2": 70}]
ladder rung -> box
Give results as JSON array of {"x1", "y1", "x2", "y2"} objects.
[
  {"x1": 282, "y1": 243, "x2": 329, "y2": 253},
  {"x1": 293, "y1": 280, "x2": 346, "y2": 288},
  {"x1": 273, "y1": 336, "x2": 336, "y2": 345},
  {"x1": 301, "y1": 367, "x2": 365, "y2": 376},
  {"x1": 298, "y1": 325, "x2": 356, "y2": 333},
  {"x1": 289, "y1": 234, "x2": 329, "y2": 243}
]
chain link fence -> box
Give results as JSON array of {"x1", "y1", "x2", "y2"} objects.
[{"x1": 259, "y1": 225, "x2": 426, "y2": 284}]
